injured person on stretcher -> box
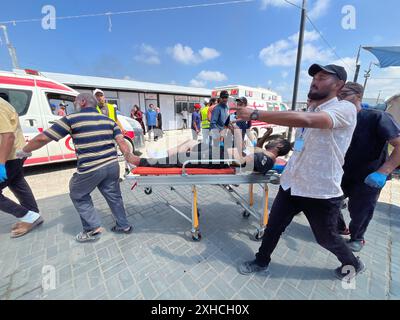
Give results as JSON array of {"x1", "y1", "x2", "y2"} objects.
[{"x1": 128, "y1": 126, "x2": 291, "y2": 174}]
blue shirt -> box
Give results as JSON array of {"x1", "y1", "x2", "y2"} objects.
[
  {"x1": 43, "y1": 107, "x2": 121, "y2": 174},
  {"x1": 146, "y1": 109, "x2": 157, "y2": 126},
  {"x1": 191, "y1": 111, "x2": 201, "y2": 130},
  {"x1": 210, "y1": 103, "x2": 228, "y2": 131}
]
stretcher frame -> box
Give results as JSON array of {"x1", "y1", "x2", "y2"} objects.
[{"x1": 126, "y1": 159, "x2": 280, "y2": 241}]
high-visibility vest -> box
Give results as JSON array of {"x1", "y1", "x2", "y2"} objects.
[
  {"x1": 97, "y1": 104, "x2": 117, "y2": 122},
  {"x1": 200, "y1": 106, "x2": 210, "y2": 129}
]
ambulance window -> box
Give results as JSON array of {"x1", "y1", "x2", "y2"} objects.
[
  {"x1": 46, "y1": 93, "x2": 76, "y2": 116},
  {"x1": 0, "y1": 89, "x2": 32, "y2": 116}
]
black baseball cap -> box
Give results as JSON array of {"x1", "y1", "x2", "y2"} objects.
[
  {"x1": 220, "y1": 90, "x2": 229, "y2": 98},
  {"x1": 235, "y1": 97, "x2": 248, "y2": 105},
  {"x1": 308, "y1": 64, "x2": 347, "y2": 82}
]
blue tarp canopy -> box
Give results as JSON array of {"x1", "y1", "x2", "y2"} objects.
[{"x1": 363, "y1": 46, "x2": 400, "y2": 68}]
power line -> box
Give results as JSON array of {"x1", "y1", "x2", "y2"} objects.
[
  {"x1": 283, "y1": 0, "x2": 303, "y2": 10},
  {"x1": 0, "y1": 0, "x2": 255, "y2": 25},
  {"x1": 305, "y1": 15, "x2": 355, "y2": 72},
  {"x1": 284, "y1": 0, "x2": 355, "y2": 73}
]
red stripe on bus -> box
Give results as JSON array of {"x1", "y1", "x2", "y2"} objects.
[
  {"x1": 0, "y1": 76, "x2": 73, "y2": 92},
  {"x1": 0, "y1": 76, "x2": 35, "y2": 87},
  {"x1": 36, "y1": 80, "x2": 73, "y2": 92},
  {"x1": 63, "y1": 154, "x2": 76, "y2": 159},
  {"x1": 49, "y1": 155, "x2": 64, "y2": 161},
  {"x1": 24, "y1": 157, "x2": 50, "y2": 165}
]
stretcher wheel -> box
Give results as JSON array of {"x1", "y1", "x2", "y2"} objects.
[
  {"x1": 144, "y1": 187, "x2": 152, "y2": 195},
  {"x1": 192, "y1": 232, "x2": 202, "y2": 241},
  {"x1": 242, "y1": 210, "x2": 250, "y2": 218}
]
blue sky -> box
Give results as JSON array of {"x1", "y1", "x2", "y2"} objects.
[{"x1": 0, "y1": 0, "x2": 399, "y2": 101}]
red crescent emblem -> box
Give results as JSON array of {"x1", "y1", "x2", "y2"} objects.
[{"x1": 65, "y1": 136, "x2": 75, "y2": 152}]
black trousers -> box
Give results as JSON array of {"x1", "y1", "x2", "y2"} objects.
[
  {"x1": 255, "y1": 187, "x2": 359, "y2": 268},
  {"x1": 337, "y1": 182, "x2": 381, "y2": 241},
  {"x1": 0, "y1": 159, "x2": 39, "y2": 218}
]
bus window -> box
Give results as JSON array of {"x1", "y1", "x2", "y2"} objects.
[{"x1": 0, "y1": 89, "x2": 32, "y2": 116}]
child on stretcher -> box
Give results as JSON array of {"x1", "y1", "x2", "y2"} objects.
[{"x1": 127, "y1": 126, "x2": 291, "y2": 174}]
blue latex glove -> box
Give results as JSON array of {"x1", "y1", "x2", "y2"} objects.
[
  {"x1": 0, "y1": 164, "x2": 7, "y2": 183},
  {"x1": 272, "y1": 164, "x2": 286, "y2": 174},
  {"x1": 364, "y1": 171, "x2": 387, "y2": 189},
  {"x1": 252, "y1": 140, "x2": 257, "y2": 147}
]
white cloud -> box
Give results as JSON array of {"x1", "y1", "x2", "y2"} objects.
[
  {"x1": 308, "y1": 0, "x2": 331, "y2": 19},
  {"x1": 168, "y1": 44, "x2": 221, "y2": 64},
  {"x1": 189, "y1": 79, "x2": 207, "y2": 88},
  {"x1": 260, "y1": 0, "x2": 299, "y2": 10},
  {"x1": 260, "y1": 0, "x2": 331, "y2": 19},
  {"x1": 281, "y1": 71, "x2": 289, "y2": 78},
  {"x1": 199, "y1": 47, "x2": 221, "y2": 60},
  {"x1": 134, "y1": 44, "x2": 160, "y2": 65},
  {"x1": 189, "y1": 70, "x2": 228, "y2": 88},
  {"x1": 363, "y1": 67, "x2": 400, "y2": 99},
  {"x1": 197, "y1": 70, "x2": 227, "y2": 82},
  {"x1": 259, "y1": 29, "x2": 333, "y2": 67},
  {"x1": 289, "y1": 30, "x2": 320, "y2": 43}
]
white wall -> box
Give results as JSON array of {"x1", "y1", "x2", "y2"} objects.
[
  {"x1": 159, "y1": 94, "x2": 176, "y2": 130},
  {"x1": 118, "y1": 92, "x2": 140, "y2": 117}
]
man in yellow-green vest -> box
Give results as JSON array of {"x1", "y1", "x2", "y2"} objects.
[
  {"x1": 200, "y1": 98, "x2": 211, "y2": 144},
  {"x1": 93, "y1": 88, "x2": 126, "y2": 134}
]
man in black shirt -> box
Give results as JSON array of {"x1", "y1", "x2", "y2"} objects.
[{"x1": 338, "y1": 82, "x2": 400, "y2": 252}]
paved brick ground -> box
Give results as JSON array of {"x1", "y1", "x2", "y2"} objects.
[{"x1": 0, "y1": 131, "x2": 399, "y2": 300}]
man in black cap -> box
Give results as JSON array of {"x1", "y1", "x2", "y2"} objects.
[
  {"x1": 210, "y1": 90, "x2": 230, "y2": 146},
  {"x1": 234, "y1": 63, "x2": 365, "y2": 281}
]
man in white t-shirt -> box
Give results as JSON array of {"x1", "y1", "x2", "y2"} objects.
[{"x1": 234, "y1": 63, "x2": 364, "y2": 281}]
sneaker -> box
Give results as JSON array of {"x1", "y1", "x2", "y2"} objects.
[
  {"x1": 346, "y1": 239, "x2": 365, "y2": 252},
  {"x1": 334, "y1": 257, "x2": 365, "y2": 281},
  {"x1": 238, "y1": 260, "x2": 269, "y2": 275}
]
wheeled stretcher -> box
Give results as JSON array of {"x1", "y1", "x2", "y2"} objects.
[{"x1": 126, "y1": 159, "x2": 283, "y2": 241}]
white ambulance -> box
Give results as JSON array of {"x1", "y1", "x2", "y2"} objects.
[
  {"x1": 212, "y1": 85, "x2": 289, "y2": 139},
  {"x1": 0, "y1": 69, "x2": 135, "y2": 166}
]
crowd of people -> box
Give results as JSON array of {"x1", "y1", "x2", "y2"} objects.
[{"x1": 0, "y1": 61, "x2": 399, "y2": 282}]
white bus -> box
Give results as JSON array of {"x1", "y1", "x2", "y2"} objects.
[
  {"x1": 212, "y1": 85, "x2": 289, "y2": 139},
  {"x1": 0, "y1": 69, "x2": 136, "y2": 166}
]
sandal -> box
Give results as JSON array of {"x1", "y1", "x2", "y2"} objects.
[
  {"x1": 75, "y1": 227, "x2": 103, "y2": 243},
  {"x1": 111, "y1": 225, "x2": 133, "y2": 234}
]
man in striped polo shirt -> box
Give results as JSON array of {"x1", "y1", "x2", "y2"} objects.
[{"x1": 17, "y1": 93, "x2": 136, "y2": 242}]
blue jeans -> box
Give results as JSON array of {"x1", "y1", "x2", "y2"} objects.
[{"x1": 69, "y1": 162, "x2": 131, "y2": 232}]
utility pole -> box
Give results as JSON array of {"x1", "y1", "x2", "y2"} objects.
[
  {"x1": 376, "y1": 90, "x2": 382, "y2": 104},
  {"x1": 353, "y1": 45, "x2": 361, "y2": 83},
  {"x1": 362, "y1": 61, "x2": 373, "y2": 99},
  {"x1": 0, "y1": 25, "x2": 19, "y2": 69},
  {"x1": 287, "y1": 0, "x2": 307, "y2": 143}
]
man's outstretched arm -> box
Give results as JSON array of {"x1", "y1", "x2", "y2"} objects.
[
  {"x1": 233, "y1": 108, "x2": 333, "y2": 129},
  {"x1": 22, "y1": 133, "x2": 52, "y2": 153}
]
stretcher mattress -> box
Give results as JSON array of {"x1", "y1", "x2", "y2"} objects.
[{"x1": 131, "y1": 167, "x2": 236, "y2": 175}]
